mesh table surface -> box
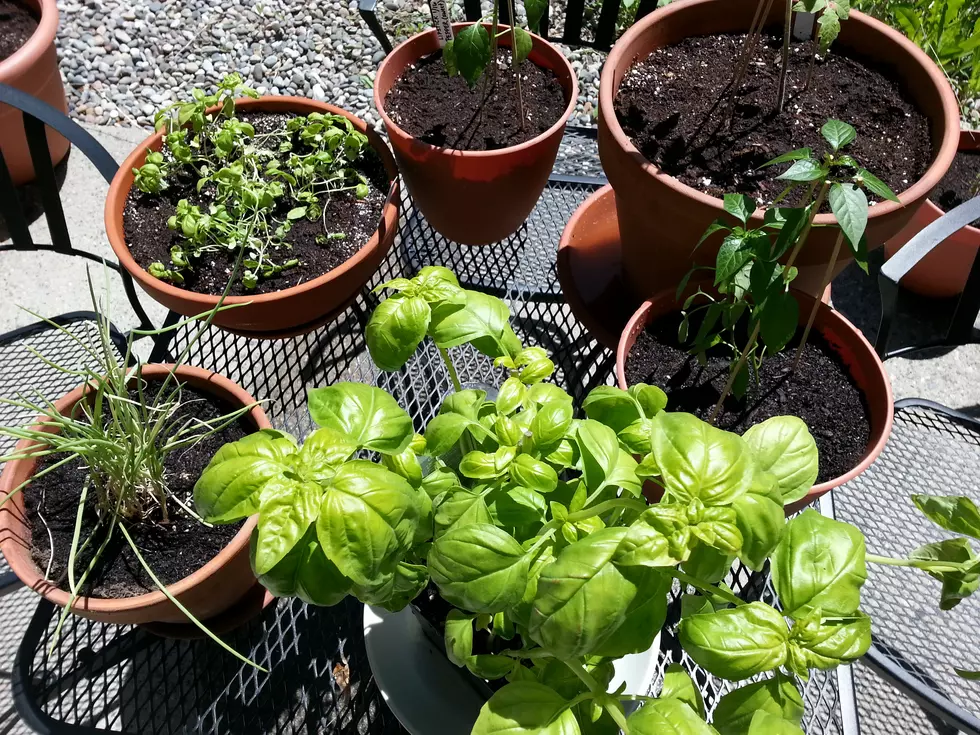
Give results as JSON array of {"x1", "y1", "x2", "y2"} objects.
[
  {"x1": 7, "y1": 137, "x2": 851, "y2": 734},
  {"x1": 834, "y1": 403, "x2": 980, "y2": 734}
]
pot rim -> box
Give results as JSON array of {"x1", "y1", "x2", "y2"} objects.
[
  {"x1": 0, "y1": 0, "x2": 58, "y2": 81},
  {"x1": 373, "y1": 22, "x2": 579, "y2": 158},
  {"x1": 615, "y1": 282, "x2": 894, "y2": 504},
  {"x1": 919, "y1": 129, "x2": 980, "y2": 236},
  {"x1": 104, "y1": 96, "x2": 400, "y2": 311},
  {"x1": 0, "y1": 363, "x2": 269, "y2": 614},
  {"x1": 598, "y1": 0, "x2": 961, "y2": 227}
]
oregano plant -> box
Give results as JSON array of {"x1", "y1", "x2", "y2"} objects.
[{"x1": 192, "y1": 265, "x2": 980, "y2": 731}]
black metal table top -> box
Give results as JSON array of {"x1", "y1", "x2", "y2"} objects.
[{"x1": 4, "y1": 134, "x2": 853, "y2": 734}]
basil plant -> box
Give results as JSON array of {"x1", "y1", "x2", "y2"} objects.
[{"x1": 193, "y1": 266, "x2": 980, "y2": 733}]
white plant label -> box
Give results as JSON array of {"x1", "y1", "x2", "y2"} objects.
[{"x1": 430, "y1": 0, "x2": 454, "y2": 47}]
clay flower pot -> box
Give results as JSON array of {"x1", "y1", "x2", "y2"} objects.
[
  {"x1": 884, "y1": 130, "x2": 980, "y2": 298},
  {"x1": 105, "y1": 97, "x2": 400, "y2": 337},
  {"x1": 615, "y1": 283, "x2": 893, "y2": 513},
  {"x1": 0, "y1": 0, "x2": 69, "y2": 185},
  {"x1": 0, "y1": 364, "x2": 270, "y2": 625},
  {"x1": 374, "y1": 23, "x2": 577, "y2": 246},
  {"x1": 597, "y1": 0, "x2": 960, "y2": 302}
]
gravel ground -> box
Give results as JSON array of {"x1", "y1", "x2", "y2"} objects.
[{"x1": 52, "y1": 0, "x2": 604, "y2": 130}]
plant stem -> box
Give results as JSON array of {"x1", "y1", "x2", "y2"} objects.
[
  {"x1": 438, "y1": 346, "x2": 463, "y2": 392},
  {"x1": 782, "y1": 181, "x2": 830, "y2": 274},
  {"x1": 490, "y1": 0, "x2": 500, "y2": 89},
  {"x1": 563, "y1": 660, "x2": 631, "y2": 734},
  {"x1": 776, "y1": 0, "x2": 792, "y2": 111},
  {"x1": 567, "y1": 498, "x2": 648, "y2": 523},
  {"x1": 729, "y1": 0, "x2": 777, "y2": 98},
  {"x1": 867, "y1": 553, "x2": 973, "y2": 573},
  {"x1": 670, "y1": 569, "x2": 746, "y2": 607},
  {"x1": 504, "y1": 0, "x2": 526, "y2": 131},
  {"x1": 708, "y1": 322, "x2": 759, "y2": 424},
  {"x1": 792, "y1": 230, "x2": 843, "y2": 372}
]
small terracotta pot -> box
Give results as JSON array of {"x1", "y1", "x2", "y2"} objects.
[
  {"x1": 597, "y1": 0, "x2": 960, "y2": 302},
  {"x1": 374, "y1": 23, "x2": 577, "y2": 245},
  {"x1": 883, "y1": 130, "x2": 980, "y2": 299},
  {"x1": 0, "y1": 364, "x2": 270, "y2": 625},
  {"x1": 0, "y1": 0, "x2": 69, "y2": 185},
  {"x1": 105, "y1": 97, "x2": 400, "y2": 336},
  {"x1": 615, "y1": 282, "x2": 893, "y2": 513}
]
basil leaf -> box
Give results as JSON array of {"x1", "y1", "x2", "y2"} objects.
[
  {"x1": 629, "y1": 383, "x2": 668, "y2": 418},
  {"x1": 908, "y1": 538, "x2": 980, "y2": 610},
  {"x1": 510, "y1": 454, "x2": 559, "y2": 494},
  {"x1": 772, "y1": 509, "x2": 867, "y2": 618},
  {"x1": 660, "y1": 663, "x2": 705, "y2": 718},
  {"x1": 366, "y1": 294, "x2": 431, "y2": 371},
  {"x1": 317, "y1": 460, "x2": 421, "y2": 586},
  {"x1": 472, "y1": 682, "x2": 580, "y2": 735},
  {"x1": 467, "y1": 653, "x2": 517, "y2": 680},
  {"x1": 747, "y1": 711, "x2": 804, "y2": 735},
  {"x1": 529, "y1": 527, "x2": 640, "y2": 659},
  {"x1": 683, "y1": 544, "x2": 735, "y2": 584},
  {"x1": 423, "y1": 412, "x2": 471, "y2": 457},
  {"x1": 308, "y1": 382, "x2": 414, "y2": 455},
  {"x1": 421, "y1": 464, "x2": 461, "y2": 499},
  {"x1": 576, "y1": 419, "x2": 626, "y2": 492},
  {"x1": 253, "y1": 478, "x2": 322, "y2": 574},
  {"x1": 627, "y1": 697, "x2": 717, "y2": 734},
  {"x1": 496, "y1": 376, "x2": 526, "y2": 415},
  {"x1": 912, "y1": 494, "x2": 980, "y2": 539},
  {"x1": 252, "y1": 528, "x2": 351, "y2": 606},
  {"x1": 651, "y1": 412, "x2": 754, "y2": 506},
  {"x1": 194, "y1": 430, "x2": 298, "y2": 523},
  {"x1": 732, "y1": 470, "x2": 785, "y2": 571},
  {"x1": 591, "y1": 566, "x2": 669, "y2": 657},
  {"x1": 582, "y1": 386, "x2": 643, "y2": 433},
  {"x1": 445, "y1": 609, "x2": 475, "y2": 667},
  {"x1": 742, "y1": 416, "x2": 818, "y2": 504},
  {"x1": 434, "y1": 489, "x2": 492, "y2": 538},
  {"x1": 429, "y1": 523, "x2": 530, "y2": 613},
  {"x1": 530, "y1": 400, "x2": 574, "y2": 449},
  {"x1": 790, "y1": 611, "x2": 871, "y2": 669},
  {"x1": 295, "y1": 427, "x2": 358, "y2": 484},
  {"x1": 494, "y1": 485, "x2": 547, "y2": 526},
  {"x1": 619, "y1": 418, "x2": 656, "y2": 455},
  {"x1": 431, "y1": 289, "x2": 519, "y2": 360},
  {"x1": 678, "y1": 603, "x2": 789, "y2": 681},
  {"x1": 461, "y1": 447, "x2": 517, "y2": 479},
  {"x1": 712, "y1": 674, "x2": 803, "y2": 735},
  {"x1": 375, "y1": 560, "x2": 429, "y2": 612},
  {"x1": 440, "y1": 388, "x2": 487, "y2": 421}
]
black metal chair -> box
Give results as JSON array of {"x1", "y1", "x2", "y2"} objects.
[
  {"x1": 830, "y1": 195, "x2": 980, "y2": 734},
  {"x1": 0, "y1": 82, "x2": 157, "y2": 597}
]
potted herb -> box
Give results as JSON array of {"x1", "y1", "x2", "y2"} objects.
[
  {"x1": 596, "y1": 0, "x2": 960, "y2": 303},
  {"x1": 884, "y1": 129, "x2": 980, "y2": 298},
  {"x1": 617, "y1": 122, "x2": 895, "y2": 510},
  {"x1": 0, "y1": 287, "x2": 268, "y2": 666},
  {"x1": 0, "y1": 0, "x2": 69, "y2": 184},
  {"x1": 104, "y1": 74, "x2": 400, "y2": 337},
  {"x1": 373, "y1": 4, "x2": 577, "y2": 246},
  {"x1": 194, "y1": 265, "x2": 978, "y2": 731}
]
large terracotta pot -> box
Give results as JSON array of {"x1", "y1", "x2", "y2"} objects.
[
  {"x1": 374, "y1": 23, "x2": 577, "y2": 246},
  {"x1": 615, "y1": 283, "x2": 893, "y2": 513},
  {"x1": 598, "y1": 0, "x2": 960, "y2": 302},
  {"x1": 105, "y1": 97, "x2": 400, "y2": 336},
  {"x1": 0, "y1": 0, "x2": 69, "y2": 185},
  {"x1": 0, "y1": 364, "x2": 270, "y2": 625},
  {"x1": 884, "y1": 130, "x2": 980, "y2": 298}
]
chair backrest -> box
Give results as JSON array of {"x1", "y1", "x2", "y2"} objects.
[
  {"x1": 359, "y1": 0, "x2": 646, "y2": 54},
  {"x1": 0, "y1": 82, "x2": 154, "y2": 333}
]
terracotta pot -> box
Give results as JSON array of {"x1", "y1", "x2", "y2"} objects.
[
  {"x1": 883, "y1": 130, "x2": 980, "y2": 298},
  {"x1": 598, "y1": 0, "x2": 960, "y2": 302},
  {"x1": 0, "y1": 364, "x2": 270, "y2": 625},
  {"x1": 374, "y1": 23, "x2": 577, "y2": 245},
  {"x1": 615, "y1": 282, "x2": 893, "y2": 513},
  {"x1": 105, "y1": 97, "x2": 400, "y2": 336},
  {"x1": 0, "y1": 0, "x2": 69, "y2": 185}
]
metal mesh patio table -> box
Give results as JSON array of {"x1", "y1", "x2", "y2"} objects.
[{"x1": 4, "y1": 132, "x2": 857, "y2": 734}]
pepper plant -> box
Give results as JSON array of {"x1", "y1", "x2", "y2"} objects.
[
  {"x1": 679, "y1": 120, "x2": 899, "y2": 417},
  {"x1": 193, "y1": 265, "x2": 980, "y2": 732},
  {"x1": 132, "y1": 73, "x2": 376, "y2": 290}
]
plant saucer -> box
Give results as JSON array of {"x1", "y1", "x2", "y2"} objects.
[{"x1": 556, "y1": 185, "x2": 643, "y2": 350}]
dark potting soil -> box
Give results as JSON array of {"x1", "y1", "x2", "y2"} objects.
[
  {"x1": 624, "y1": 313, "x2": 871, "y2": 485},
  {"x1": 123, "y1": 111, "x2": 390, "y2": 297},
  {"x1": 614, "y1": 32, "x2": 932, "y2": 204},
  {"x1": 0, "y1": 0, "x2": 37, "y2": 62},
  {"x1": 24, "y1": 385, "x2": 252, "y2": 599},
  {"x1": 934, "y1": 149, "x2": 980, "y2": 227},
  {"x1": 384, "y1": 48, "x2": 567, "y2": 151}
]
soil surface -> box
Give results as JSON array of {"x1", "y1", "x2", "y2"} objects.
[
  {"x1": 124, "y1": 111, "x2": 389, "y2": 297},
  {"x1": 625, "y1": 312, "x2": 871, "y2": 485},
  {"x1": 0, "y1": 0, "x2": 37, "y2": 62},
  {"x1": 934, "y1": 149, "x2": 980, "y2": 227},
  {"x1": 384, "y1": 48, "x2": 567, "y2": 151},
  {"x1": 24, "y1": 384, "x2": 252, "y2": 599},
  {"x1": 614, "y1": 32, "x2": 931, "y2": 204}
]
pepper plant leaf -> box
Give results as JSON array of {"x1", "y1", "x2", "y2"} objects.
[
  {"x1": 820, "y1": 120, "x2": 857, "y2": 152},
  {"x1": 723, "y1": 193, "x2": 756, "y2": 225},
  {"x1": 522, "y1": 0, "x2": 548, "y2": 33},
  {"x1": 512, "y1": 27, "x2": 533, "y2": 66},
  {"x1": 828, "y1": 182, "x2": 868, "y2": 252},
  {"x1": 760, "y1": 288, "x2": 798, "y2": 354}
]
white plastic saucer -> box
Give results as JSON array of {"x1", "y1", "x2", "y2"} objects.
[{"x1": 363, "y1": 605, "x2": 661, "y2": 734}]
